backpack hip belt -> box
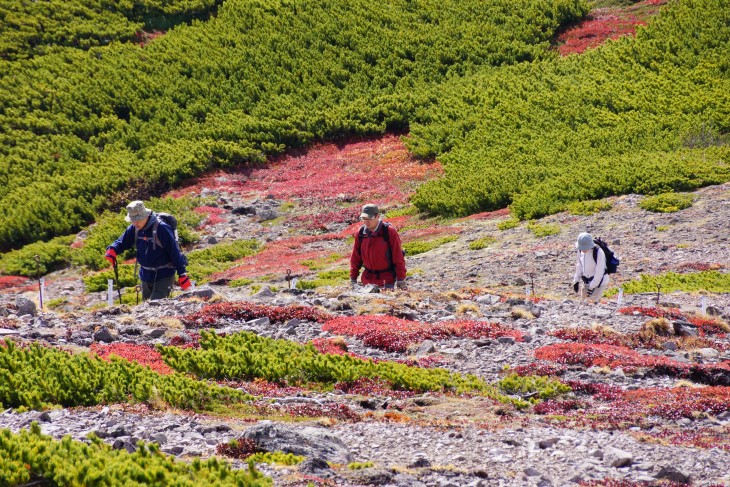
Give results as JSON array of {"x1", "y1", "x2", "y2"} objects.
[
  {"x1": 364, "y1": 266, "x2": 396, "y2": 278},
  {"x1": 140, "y1": 263, "x2": 175, "y2": 271}
]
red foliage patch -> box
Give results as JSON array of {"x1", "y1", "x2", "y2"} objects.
[
  {"x1": 643, "y1": 426, "x2": 730, "y2": 451},
  {"x1": 193, "y1": 206, "x2": 227, "y2": 228},
  {"x1": 535, "y1": 343, "x2": 730, "y2": 386},
  {"x1": 513, "y1": 362, "x2": 567, "y2": 377},
  {"x1": 556, "y1": 0, "x2": 667, "y2": 56},
  {"x1": 323, "y1": 315, "x2": 524, "y2": 353},
  {"x1": 216, "y1": 437, "x2": 260, "y2": 460},
  {"x1": 213, "y1": 232, "x2": 351, "y2": 280},
  {"x1": 550, "y1": 327, "x2": 728, "y2": 352},
  {"x1": 180, "y1": 301, "x2": 330, "y2": 328},
  {"x1": 0, "y1": 276, "x2": 30, "y2": 291},
  {"x1": 169, "y1": 134, "x2": 442, "y2": 206},
  {"x1": 90, "y1": 343, "x2": 173, "y2": 375}
]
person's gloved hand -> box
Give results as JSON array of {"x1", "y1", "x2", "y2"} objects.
[
  {"x1": 573, "y1": 282, "x2": 579, "y2": 294},
  {"x1": 178, "y1": 275, "x2": 191, "y2": 290},
  {"x1": 104, "y1": 248, "x2": 117, "y2": 265},
  {"x1": 396, "y1": 280, "x2": 408, "y2": 290},
  {"x1": 586, "y1": 287, "x2": 594, "y2": 297}
]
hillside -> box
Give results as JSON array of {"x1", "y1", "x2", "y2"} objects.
[
  {"x1": 1, "y1": 0, "x2": 730, "y2": 485},
  {"x1": 1, "y1": 132, "x2": 729, "y2": 486}
]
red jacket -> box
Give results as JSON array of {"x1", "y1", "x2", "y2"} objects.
[{"x1": 350, "y1": 222, "x2": 406, "y2": 285}]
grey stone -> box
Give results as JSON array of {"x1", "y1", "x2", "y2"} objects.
[
  {"x1": 603, "y1": 446, "x2": 633, "y2": 467},
  {"x1": 661, "y1": 341, "x2": 677, "y2": 351},
  {"x1": 247, "y1": 317, "x2": 271, "y2": 327},
  {"x1": 175, "y1": 286, "x2": 216, "y2": 301},
  {"x1": 16, "y1": 297, "x2": 37, "y2": 317},
  {"x1": 145, "y1": 328, "x2": 166, "y2": 339},
  {"x1": 93, "y1": 326, "x2": 114, "y2": 343},
  {"x1": 655, "y1": 466, "x2": 691, "y2": 484},
  {"x1": 417, "y1": 340, "x2": 436, "y2": 355},
  {"x1": 241, "y1": 421, "x2": 352, "y2": 464},
  {"x1": 254, "y1": 287, "x2": 276, "y2": 298},
  {"x1": 497, "y1": 336, "x2": 515, "y2": 345},
  {"x1": 0, "y1": 328, "x2": 19, "y2": 336},
  {"x1": 538, "y1": 437, "x2": 559, "y2": 449},
  {"x1": 348, "y1": 466, "x2": 394, "y2": 485}
]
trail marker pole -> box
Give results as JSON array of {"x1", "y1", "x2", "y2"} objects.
[
  {"x1": 34, "y1": 255, "x2": 43, "y2": 310},
  {"x1": 107, "y1": 279, "x2": 114, "y2": 307}
]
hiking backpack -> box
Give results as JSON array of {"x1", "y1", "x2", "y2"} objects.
[
  {"x1": 135, "y1": 212, "x2": 188, "y2": 266},
  {"x1": 592, "y1": 237, "x2": 619, "y2": 274},
  {"x1": 357, "y1": 222, "x2": 405, "y2": 272}
]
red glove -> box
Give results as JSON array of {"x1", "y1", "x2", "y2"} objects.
[
  {"x1": 178, "y1": 275, "x2": 191, "y2": 290},
  {"x1": 104, "y1": 248, "x2": 117, "y2": 265}
]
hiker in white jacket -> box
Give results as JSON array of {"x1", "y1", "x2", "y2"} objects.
[{"x1": 572, "y1": 232, "x2": 610, "y2": 302}]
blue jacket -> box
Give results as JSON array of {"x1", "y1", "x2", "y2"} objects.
[{"x1": 107, "y1": 213, "x2": 187, "y2": 283}]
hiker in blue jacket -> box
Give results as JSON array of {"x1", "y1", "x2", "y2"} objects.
[
  {"x1": 572, "y1": 232, "x2": 610, "y2": 302},
  {"x1": 105, "y1": 201, "x2": 191, "y2": 301}
]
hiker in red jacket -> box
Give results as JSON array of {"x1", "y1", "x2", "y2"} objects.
[{"x1": 350, "y1": 204, "x2": 407, "y2": 290}]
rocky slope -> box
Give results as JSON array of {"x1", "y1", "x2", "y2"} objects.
[{"x1": 1, "y1": 167, "x2": 729, "y2": 486}]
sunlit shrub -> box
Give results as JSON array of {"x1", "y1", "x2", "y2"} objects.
[{"x1": 639, "y1": 192, "x2": 695, "y2": 213}]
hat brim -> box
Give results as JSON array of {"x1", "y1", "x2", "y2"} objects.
[
  {"x1": 360, "y1": 213, "x2": 376, "y2": 219},
  {"x1": 125, "y1": 209, "x2": 152, "y2": 223},
  {"x1": 576, "y1": 242, "x2": 594, "y2": 251}
]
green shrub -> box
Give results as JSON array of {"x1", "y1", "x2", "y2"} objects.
[
  {"x1": 0, "y1": 236, "x2": 73, "y2": 277},
  {"x1": 0, "y1": 339, "x2": 251, "y2": 412},
  {"x1": 248, "y1": 451, "x2": 304, "y2": 466},
  {"x1": 158, "y1": 330, "x2": 527, "y2": 407},
  {"x1": 527, "y1": 222, "x2": 560, "y2": 237},
  {"x1": 497, "y1": 373, "x2": 571, "y2": 403},
  {"x1": 497, "y1": 219, "x2": 520, "y2": 231},
  {"x1": 567, "y1": 200, "x2": 613, "y2": 216},
  {"x1": 639, "y1": 193, "x2": 695, "y2": 213},
  {"x1": 83, "y1": 264, "x2": 138, "y2": 292},
  {"x1": 402, "y1": 235, "x2": 458, "y2": 255},
  {"x1": 469, "y1": 236, "x2": 497, "y2": 250},
  {"x1": 0, "y1": 423, "x2": 270, "y2": 486},
  {"x1": 296, "y1": 269, "x2": 350, "y2": 290},
  {"x1": 186, "y1": 239, "x2": 260, "y2": 282},
  {"x1": 617, "y1": 271, "x2": 730, "y2": 295},
  {"x1": 230, "y1": 278, "x2": 255, "y2": 287}
]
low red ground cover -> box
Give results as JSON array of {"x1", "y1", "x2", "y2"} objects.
[
  {"x1": 169, "y1": 134, "x2": 442, "y2": 206},
  {"x1": 90, "y1": 343, "x2": 173, "y2": 375},
  {"x1": 180, "y1": 301, "x2": 330, "y2": 328},
  {"x1": 323, "y1": 315, "x2": 524, "y2": 353},
  {"x1": 556, "y1": 0, "x2": 667, "y2": 56},
  {"x1": 0, "y1": 276, "x2": 30, "y2": 290}
]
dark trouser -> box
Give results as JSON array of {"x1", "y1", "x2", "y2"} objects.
[{"x1": 141, "y1": 275, "x2": 174, "y2": 301}]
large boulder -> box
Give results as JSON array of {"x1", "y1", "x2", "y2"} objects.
[{"x1": 241, "y1": 421, "x2": 352, "y2": 464}]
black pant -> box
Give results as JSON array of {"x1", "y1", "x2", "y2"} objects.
[{"x1": 141, "y1": 275, "x2": 174, "y2": 301}]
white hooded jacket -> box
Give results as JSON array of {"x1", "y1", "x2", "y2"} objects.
[{"x1": 573, "y1": 246, "x2": 610, "y2": 290}]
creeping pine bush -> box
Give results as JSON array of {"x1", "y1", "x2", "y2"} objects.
[
  {"x1": 402, "y1": 235, "x2": 458, "y2": 255},
  {"x1": 0, "y1": 423, "x2": 270, "y2": 486},
  {"x1": 639, "y1": 193, "x2": 695, "y2": 213},
  {"x1": 469, "y1": 236, "x2": 496, "y2": 250},
  {"x1": 567, "y1": 200, "x2": 613, "y2": 216},
  {"x1": 0, "y1": 339, "x2": 250, "y2": 411},
  {"x1": 618, "y1": 271, "x2": 730, "y2": 295},
  {"x1": 158, "y1": 330, "x2": 528, "y2": 406},
  {"x1": 527, "y1": 222, "x2": 560, "y2": 237},
  {"x1": 497, "y1": 374, "x2": 571, "y2": 403}
]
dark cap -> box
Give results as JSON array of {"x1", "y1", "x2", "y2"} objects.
[{"x1": 360, "y1": 204, "x2": 379, "y2": 219}]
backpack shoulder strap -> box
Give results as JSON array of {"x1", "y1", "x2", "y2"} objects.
[
  {"x1": 152, "y1": 217, "x2": 162, "y2": 250},
  {"x1": 381, "y1": 222, "x2": 391, "y2": 246},
  {"x1": 593, "y1": 246, "x2": 598, "y2": 264}
]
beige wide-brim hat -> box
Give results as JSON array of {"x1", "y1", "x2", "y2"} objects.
[{"x1": 125, "y1": 200, "x2": 152, "y2": 223}]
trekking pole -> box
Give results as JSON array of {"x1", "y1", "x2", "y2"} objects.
[
  {"x1": 112, "y1": 260, "x2": 122, "y2": 304},
  {"x1": 135, "y1": 285, "x2": 140, "y2": 305},
  {"x1": 34, "y1": 255, "x2": 43, "y2": 310},
  {"x1": 529, "y1": 272, "x2": 535, "y2": 297}
]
